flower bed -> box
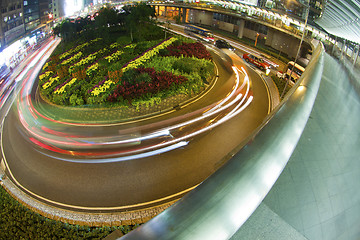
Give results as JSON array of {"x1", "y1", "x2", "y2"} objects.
[
  {"x1": 105, "y1": 50, "x2": 124, "y2": 64},
  {"x1": 88, "y1": 37, "x2": 178, "y2": 97},
  {"x1": 42, "y1": 76, "x2": 59, "y2": 90},
  {"x1": 107, "y1": 67, "x2": 187, "y2": 102},
  {"x1": 54, "y1": 78, "x2": 77, "y2": 94},
  {"x1": 163, "y1": 42, "x2": 212, "y2": 60},
  {"x1": 92, "y1": 79, "x2": 114, "y2": 97},
  {"x1": 39, "y1": 36, "x2": 214, "y2": 108},
  {"x1": 122, "y1": 37, "x2": 177, "y2": 72}
]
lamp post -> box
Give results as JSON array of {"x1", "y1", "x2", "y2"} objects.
[
  {"x1": 277, "y1": 44, "x2": 284, "y2": 59},
  {"x1": 280, "y1": 0, "x2": 309, "y2": 98},
  {"x1": 255, "y1": 32, "x2": 259, "y2": 46}
]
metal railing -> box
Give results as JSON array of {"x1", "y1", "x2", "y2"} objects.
[{"x1": 119, "y1": 40, "x2": 324, "y2": 240}]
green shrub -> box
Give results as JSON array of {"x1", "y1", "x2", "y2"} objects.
[
  {"x1": 69, "y1": 94, "x2": 84, "y2": 106},
  {"x1": 271, "y1": 75, "x2": 291, "y2": 98},
  {"x1": 198, "y1": 59, "x2": 214, "y2": 82},
  {"x1": 121, "y1": 68, "x2": 138, "y2": 85},
  {"x1": 144, "y1": 56, "x2": 177, "y2": 73},
  {"x1": 172, "y1": 58, "x2": 197, "y2": 74},
  {"x1": 53, "y1": 93, "x2": 67, "y2": 105},
  {"x1": 116, "y1": 36, "x2": 132, "y2": 45},
  {"x1": 0, "y1": 186, "x2": 139, "y2": 239},
  {"x1": 135, "y1": 72, "x2": 152, "y2": 84},
  {"x1": 134, "y1": 40, "x2": 160, "y2": 55},
  {"x1": 69, "y1": 94, "x2": 78, "y2": 106}
]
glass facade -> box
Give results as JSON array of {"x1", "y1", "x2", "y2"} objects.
[
  {"x1": 0, "y1": 1, "x2": 24, "y2": 47},
  {"x1": 23, "y1": 0, "x2": 40, "y2": 31}
]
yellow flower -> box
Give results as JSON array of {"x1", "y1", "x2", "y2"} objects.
[
  {"x1": 91, "y1": 80, "x2": 114, "y2": 96},
  {"x1": 61, "y1": 52, "x2": 83, "y2": 66},
  {"x1": 42, "y1": 62, "x2": 49, "y2": 71},
  {"x1": 54, "y1": 78, "x2": 77, "y2": 94},
  {"x1": 42, "y1": 76, "x2": 59, "y2": 89},
  {"x1": 39, "y1": 71, "x2": 54, "y2": 82},
  {"x1": 122, "y1": 37, "x2": 177, "y2": 72}
]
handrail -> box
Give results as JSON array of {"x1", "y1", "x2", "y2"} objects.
[{"x1": 119, "y1": 42, "x2": 324, "y2": 240}]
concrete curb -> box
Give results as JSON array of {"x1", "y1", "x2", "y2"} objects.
[{"x1": 0, "y1": 166, "x2": 178, "y2": 226}]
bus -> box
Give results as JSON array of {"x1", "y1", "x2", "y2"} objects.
[
  {"x1": 278, "y1": 61, "x2": 305, "y2": 84},
  {"x1": 286, "y1": 61, "x2": 305, "y2": 83},
  {"x1": 184, "y1": 24, "x2": 214, "y2": 43}
]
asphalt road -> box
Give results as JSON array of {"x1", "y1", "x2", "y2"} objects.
[{"x1": 1, "y1": 41, "x2": 270, "y2": 212}]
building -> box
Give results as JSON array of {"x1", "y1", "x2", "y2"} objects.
[
  {"x1": 39, "y1": 0, "x2": 52, "y2": 24},
  {"x1": 50, "y1": 0, "x2": 65, "y2": 20},
  {"x1": 23, "y1": 0, "x2": 40, "y2": 32},
  {"x1": 84, "y1": 0, "x2": 93, "y2": 8},
  {"x1": 0, "y1": 0, "x2": 24, "y2": 50}
]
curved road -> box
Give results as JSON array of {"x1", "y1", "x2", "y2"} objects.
[{"x1": 1, "y1": 39, "x2": 270, "y2": 212}]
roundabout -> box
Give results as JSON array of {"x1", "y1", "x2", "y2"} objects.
[{"x1": 1, "y1": 36, "x2": 271, "y2": 225}]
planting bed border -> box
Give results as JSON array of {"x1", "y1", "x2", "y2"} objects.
[{"x1": 36, "y1": 62, "x2": 218, "y2": 124}]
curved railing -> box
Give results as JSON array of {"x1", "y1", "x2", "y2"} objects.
[{"x1": 119, "y1": 40, "x2": 324, "y2": 239}]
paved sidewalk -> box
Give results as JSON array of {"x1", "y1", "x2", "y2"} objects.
[{"x1": 234, "y1": 52, "x2": 360, "y2": 240}]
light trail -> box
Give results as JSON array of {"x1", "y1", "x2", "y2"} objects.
[{"x1": 15, "y1": 39, "x2": 254, "y2": 161}]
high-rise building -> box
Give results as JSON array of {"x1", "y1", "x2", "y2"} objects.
[
  {"x1": 50, "y1": 0, "x2": 65, "y2": 20},
  {"x1": 23, "y1": 0, "x2": 40, "y2": 32},
  {"x1": 63, "y1": 0, "x2": 84, "y2": 17},
  {"x1": 0, "y1": 0, "x2": 24, "y2": 49},
  {"x1": 84, "y1": 0, "x2": 93, "y2": 8},
  {"x1": 39, "y1": 0, "x2": 52, "y2": 24}
]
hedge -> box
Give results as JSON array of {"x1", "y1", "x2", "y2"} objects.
[{"x1": 0, "y1": 186, "x2": 138, "y2": 239}]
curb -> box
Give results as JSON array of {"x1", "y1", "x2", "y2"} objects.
[
  {"x1": 35, "y1": 63, "x2": 219, "y2": 125},
  {"x1": 0, "y1": 166, "x2": 178, "y2": 226}
]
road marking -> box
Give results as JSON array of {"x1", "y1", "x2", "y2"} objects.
[
  {"x1": 243, "y1": 63, "x2": 272, "y2": 114},
  {"x1": 1, "y1": 118, "x2": 199, "y2": 211},
  {"x1": 261, "y1": 74, "x2": 272, "y2": 115}
]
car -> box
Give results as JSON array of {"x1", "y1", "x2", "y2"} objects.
[
  {"x1": 215, "y1": 39, "x2": 235, "y2": 51},
  {"x1": 242, "y1": 53, "x2": 270, "y2": 71}
]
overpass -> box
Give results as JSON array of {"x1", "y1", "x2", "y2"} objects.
[
  {"x1": 1, "y1": 2, "x2": 359, "y2": 240},
  {"x1": 116, "y1": 2, "x2": 360, "y2": 240},
  {"x1": 231, "y1": 45, "x2": 360, "y2": 240},
  {"x1": 118, "y1": 35, "x2": 360, "y2": 240}
]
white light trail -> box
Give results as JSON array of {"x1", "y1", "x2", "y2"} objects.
[
  {"x1": 204, "y1": 66, "x2": 241, "y2": 115},
  {"x1": 39, "y1": 141, "x2": 189, "y2": 163},
  {"x1": 17, "y1": 44, "x2": 254, "y2": 161}
]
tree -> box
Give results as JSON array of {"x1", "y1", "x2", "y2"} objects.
[
  {"x1": 60, "y1": 19, "x2": 76, "y2": 42},
  {"x1": 94, "y1": 6, "x2": 121, "y2": 41},
  {"x1": 94, "y1": 6, "x2": 120, "y2": 27},
  {"x1": 123, "y1": 3, "x2": 157, "y2": 42},
  {"x1": 52, "y1": 24, "x2": 61, "y2": 37}
]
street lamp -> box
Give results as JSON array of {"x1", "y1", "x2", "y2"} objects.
[
  {"x1": 255, "y1": 32, "x2": 260, "y2": 46},
  {"x1": 277, "y1": 44, "x2": 283, "y2": 59},
  {"x1": 280, "y1": 0, "x2": 309, "y2": 98}
]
